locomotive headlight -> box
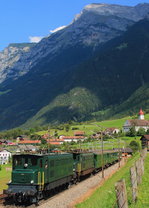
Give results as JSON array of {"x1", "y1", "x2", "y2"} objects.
[
  {"x1": 24, "y1": 163, "x2": 28, "y2": 168},
  {"x1": 30, "y1": 180, "x2": 34, "y2": 184}
]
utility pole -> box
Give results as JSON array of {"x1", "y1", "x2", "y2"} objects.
[
  {"x1": 48, "y1": 125, "x2": 50, "y2": 153},
  {"x1": 101, "y1": 130, "x2": 104, "y2": 178},
  {"x1": 93, "y1": 124, "x2": 105, "y2": 179},
  {"x1": 118, "y1": 137, "x2": 121, "y2": 168}
]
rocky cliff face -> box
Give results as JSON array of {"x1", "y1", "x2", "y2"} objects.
[
  {"x1": 0, "y1": 43, "x2": 35, "y2": 83},
  {"x1": 0, "y1": 3, "x2": 149, "y2": 84}
]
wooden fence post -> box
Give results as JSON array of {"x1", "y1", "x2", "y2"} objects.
[
  {"x1": 130, "y1": 166, "x2": 138, "y2": 202},
  {"x1": 115, "y1": 179, "x2": 128, "y2": 208},
  {"x1": 140, "y1": 148, "x2": 147, "y2": 160},
  {"x1": 140, "y1": 158, "x2": 144, "y2": 176},
  {"x1": 135, "y1": 159, "x2": 143, "y2": 185}
]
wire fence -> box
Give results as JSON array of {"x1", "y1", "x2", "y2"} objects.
[{"x1": 113, "y1": 148, "x2": 147, "y2": 208}]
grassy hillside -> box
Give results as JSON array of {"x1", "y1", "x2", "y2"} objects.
[{"x1": 36, "y1": 113, "x2": 149, "y2": 137}]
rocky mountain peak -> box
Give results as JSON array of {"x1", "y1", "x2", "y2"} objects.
[
  {"x1": 1, "y1": 3, "x2": 149, "y2": 85},
  {"x1": 82, "y1": 3, "x2": 149, "y2": 21}
]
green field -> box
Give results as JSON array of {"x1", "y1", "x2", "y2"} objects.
[
  {"x1": 36, "y1": 116, "x2": 134, "y2": 137},
  {"x1": 76, "y1": 153, "x2": 139, "y2": 208},
  {"x1": 0, "y1": 164, "x2": 11, "y2": 193}
]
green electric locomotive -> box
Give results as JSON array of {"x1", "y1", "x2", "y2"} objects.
[
  {"x1": 5, "y1": 150, "x2": 120, "y2": 204},
  {"x1": 5, "y1": 153, "x2": 74, "y2": 204}
]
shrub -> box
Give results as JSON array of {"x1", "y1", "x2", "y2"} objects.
[
  {"x1": 126, "y1": 127, "x2": 137, "y2": 137},
  {"x1": 137, "y1": 128, "x2": 146, "y2": 136},
  {"x1": 129, "y1": 140, "x2": 140, "y2": 152}
]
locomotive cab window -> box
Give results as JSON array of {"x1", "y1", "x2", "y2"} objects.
[
  {"x1": 13, "y1": 156, "x2": 22, "y2": 167},
  {"x1": 30, "y1": 156, "x2": 37, "y2": 166},
  {"x1": 13, "y1": 155, "x2": 39, "y2": 169},
  {"x1": 45, "y1": 160, "x2": 48, "y2": 168},
  {"x1": 40, "y1": 159, "x2": 43, "y2": 168}
]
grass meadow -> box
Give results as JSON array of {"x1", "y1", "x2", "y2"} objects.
[
  {"x1": 36, "y1": 115, "x2": 135, "y2": 137},
  {"x1": 0, "y1": 163, "x2": 11, "y2": 193}
]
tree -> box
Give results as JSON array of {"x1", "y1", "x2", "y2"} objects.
[
  {"x1": 146, "y1": 129, "x2": 149, "y2": 135},
  {"x1": 65, "y1": 124, "x2": 70, "y2": 132},
  {"x1": 137, "y1": 128, "x2": 146, "y2": 136},
  {"x1": 41, "y1": 139, "x2": 47, "y2": 145},
  {"x1": 129, "y1": 140, "x2": 140, "y2": 152},
  {"x1": 30, "y1": 134, "x2": 41, "y2": 140},
  {"x1": 126, "y1": 127, "x2": 136, "y2": 137},
  {"x1": 54, "y1": 130, "x2": 58, "y2": 137}
]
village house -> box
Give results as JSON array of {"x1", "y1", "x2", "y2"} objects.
[
  {"x1": 140, "y1": 135, "x2": 149, "y2": 150},
  {"x1": 42, "y1": 133, "x2": 50, "y2": 139},
  {"x1": 0, "y1": 149, "x2": 11, "y2": 164},
  {"x1": 105, "y1": 127, "x2": 120, "y2": 135},
  {"x1": 74, "y1": 131, "x2": 85, "y2": 136},
  {"x1": 47, "y1": 139, "x2": 64, "y2": 145},
  {"x1": 59, "y1": 136, "x2": 86, "y2": 143},
  {"x1": 0, "y1": 139, "x2": 7, "y2": 145},
  {"x1": 16, "y1": 145, "x2": 38, "y2": 153},
  {"x1": 123, "y1": 109, "x2": 149, "y2": 133},
  {"x1": 16, "y1": 135, "x2": 30, "y2": 142}
]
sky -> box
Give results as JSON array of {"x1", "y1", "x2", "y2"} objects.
[{"x1": 0, "y1": 0, "x2": 149, "y2": 51}]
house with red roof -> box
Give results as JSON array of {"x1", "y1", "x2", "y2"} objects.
[
  {"x1": 123, "y1": 109, "x2": 149, "y2": 133},
  {"x1": 74, "y1": 131, "x2": 85, "y2": 136},
  {"x1": 47, "y1": 139, "x2": 64, "y2": 145},
  {"x1": 42, "y1": 133, "x2": 50, "y2": 139}
]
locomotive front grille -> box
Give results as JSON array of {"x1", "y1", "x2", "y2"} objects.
[{"x1": 12, "y1": 170, "x2": 36, "y2": 184}]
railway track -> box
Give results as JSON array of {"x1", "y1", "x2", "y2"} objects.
[{"x1": 0, "y1": 185, "x2": 72, "y2": 208}]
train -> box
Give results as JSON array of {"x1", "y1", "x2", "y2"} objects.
[{"x1": 4, "y1": 151, "x2": 120, "y2": 204}]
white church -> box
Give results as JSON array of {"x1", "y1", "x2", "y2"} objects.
[{"x1": 123, "y1": 109, "x2": 149, "y2": 133}]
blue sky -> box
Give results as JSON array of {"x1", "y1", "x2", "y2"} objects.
[{"x1": 0, "y1": 0, "x2": 149, "y2": 51}]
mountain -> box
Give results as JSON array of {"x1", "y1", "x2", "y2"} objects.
[
  {"x1": 0, "y1": 4, "x2": 149, "y2": 129},
  {"x1": 1, "y1": 3, "x2": 149, "y2": 85},
  {"x1": 23, "y1": 18, "x2": 149, "y2": 127}
]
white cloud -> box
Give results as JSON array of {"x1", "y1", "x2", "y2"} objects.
[
  {"x1": 29, "y1": 36, "x2": 43, "y2": 43},
  {"x1": 50, "y1": 25, "x2": 66, "y2": 33}
]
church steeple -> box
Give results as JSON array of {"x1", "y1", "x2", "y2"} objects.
[{"x1": 138, "y1": 109, "x2": 144, "y2": 120}]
